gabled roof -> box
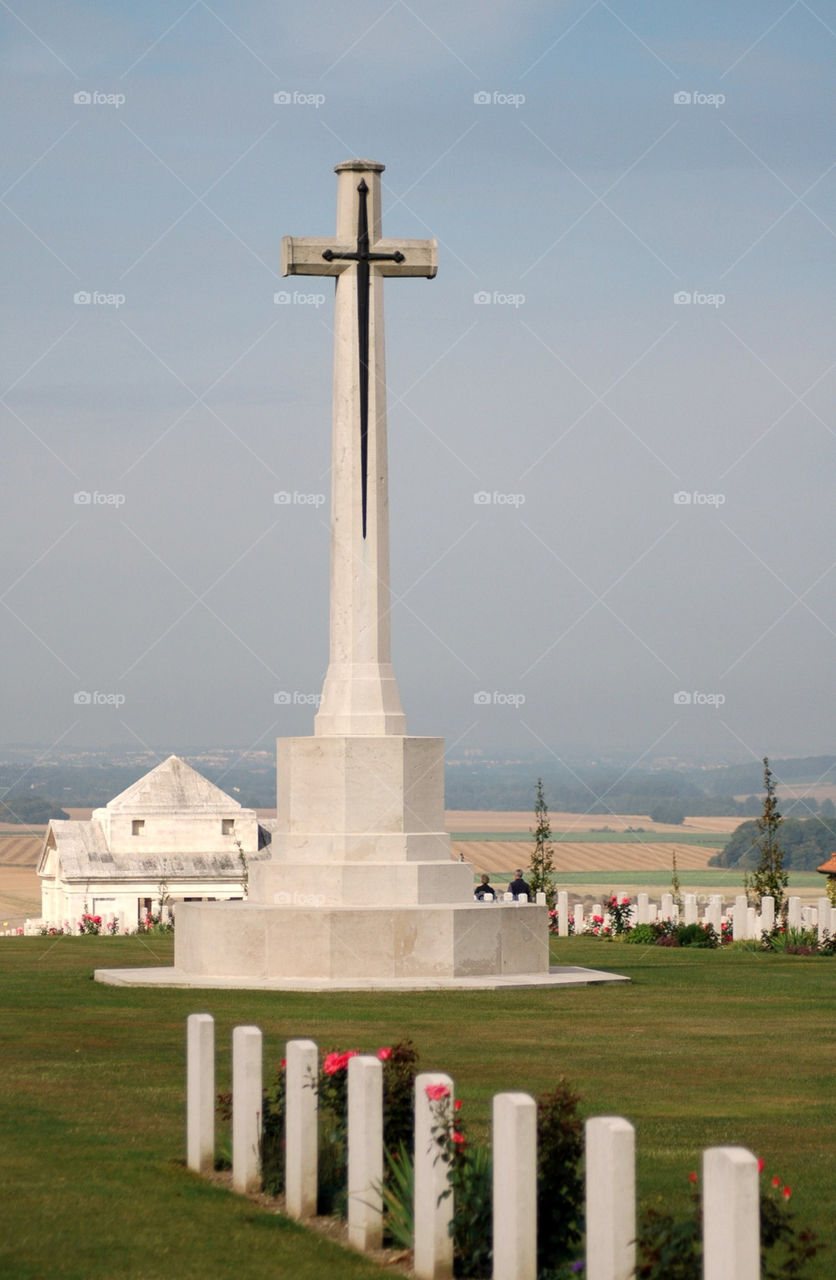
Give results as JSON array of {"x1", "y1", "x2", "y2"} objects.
[
  {"x1": 816, "y1": 852, "x2": 836, "y2": 874},
  {"x1": 105, "y1": 755, "x2": 242, "y2": 815}
]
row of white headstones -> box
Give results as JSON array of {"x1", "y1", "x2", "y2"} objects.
[
  {"x1": 11, "y1": 891, "x2": 833, "y2": 938},
  {"x1": 186, "y1": 1013, "x2": 763, "y2": 1280},
  {"x1": 540, "y1": 889, "x2": 832, "y2": 940}
]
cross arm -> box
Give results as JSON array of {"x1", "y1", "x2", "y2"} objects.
[
  {"x1": 282, "y1": 236, "x2": 348, "y2": 277},
  {"x1": 375, "y1": 238, "x2": 438, "y2": 278}
]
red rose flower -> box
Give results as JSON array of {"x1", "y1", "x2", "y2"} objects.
[
  {"x1": 425, "y1": 1083, "x2": 450, "y2": 1101},
  {"x1": 377, "y1": 1047, "x2": 392, "y2": 1060}
]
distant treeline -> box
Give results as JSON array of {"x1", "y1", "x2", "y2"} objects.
[
  {"x1": 0, "y1": 794, "x2": 69, "y2": 824},
  {"x1": 2, "y1": 753, "x2": 834, "y2": 833},
  {"x1": 445, "y1": 757, "x2": 836, "y2": 820},
  {"x1": 710, "y1": 817, "x2": 836, "y2": 872}
]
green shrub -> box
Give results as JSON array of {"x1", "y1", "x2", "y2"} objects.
[{"x1": 625, "y1": 924, "x2": 659, "y2": 946}]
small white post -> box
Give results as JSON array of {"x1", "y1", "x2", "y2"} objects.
[
  {"x1": 187, "y1": 1013, "x2": 215, "y2": 1173},
  {"x1": 348, "y1": 1055, "x2": 383, "y2": 1251},
  {"x1": 733, "y1": 895, "x2": 748, "y2": 940},
  {"x1": 492, "y1": 1093, "x2": 536, "y2": 1280},
  {"x1": 637, "y1": 892, "x2": 649, "y2": 924},
  {"x1": 414, "y1": 1072, "x2": 454, "y2": 1280},
  {"x1": 585, "y1": 1116, "x2": 635, "y2": 1280},
  {"x1": 684, "y1": 894, "x2": 697, "y2": 926},
  {"x1": 232, "y1": 1025, "x2": 262, "y2": 1194},
  {"x1": 660, "y1": 892, "x2": 674, "y2": 920},
  {"x1": 703, "y1": 1146, "x2": 759, "y2": 1280},
  {"x1": 706, "y1": 896, "x2": 722, "y2": 932},
  {"x1": 816, "y1": 897, "x2": 831, "y2": 940},
  {"x1": 573, "y1": 902, "x2": 585, "y2": 932},
  {"x1": 535, "y1": 890, "x2": 547, "y2": 906},
  {"x1": 285, "y1": 1038, "x2": 318, "y2": 1218},
  {"x1": 746, "y1": 906, "x2": 757, "y2": 939},
  {"x1": 787, "y1": 895, "x2": 801, "y2": 930},
  {"x1": 558, "y1": 889, "x2": 569, "y2": 937},
  {"x1": 760, "y1": 896, "x2": 775, "y2": 934}
]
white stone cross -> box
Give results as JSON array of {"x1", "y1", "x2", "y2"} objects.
[{"x1": 282, "y1": 160, "x2": 437, "y2": 737}]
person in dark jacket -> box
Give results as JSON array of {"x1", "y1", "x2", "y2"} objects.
[
  {"x1": 508, "y1": 869, "x2": 532, "y2": 900},
  {"x1": 474, "y1": 873, "x2": 495, "y2": 900}
]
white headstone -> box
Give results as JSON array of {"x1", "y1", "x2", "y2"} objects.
[
  {"x1": 573, "y1": 903, "x2": 585, "y2": 932},
  {"x1": 787, "y1": 895, "x2": 801, "y2": 930},
  {"x1": 285, "y1": 1039, "x2": 318, "y2": 1218},
  {"x1": 760, "y1": 895, "x2": 775, "y2": 934},
  {"x1": 660, "y1": 892, "x2": 674, "y2": 920},
  {"x1": 585, "y1": 1116, "x2": 635, "y2": 1280},
  {"x1": 684, "y1": 894, "x2": 697, "y2": 926},
  {"x1": 637, "y1": 893, "x2": 649, "y2": 924},
  {"x1": 703, "y1": 1146, "x2": 759, "y2": 1280},
  {"x1": 187, "y1": 1013, "x2": 215, "y2": 1173},
  {"x1": 816, "y1": 897, "x2": 831, "y2": 939},
  {"x1": 558, "y1": 889, "x2": 569, "y2": 937},
  {"x1": 232, "y1": 1025, "x2": 262, "y2": 1193},
  {"x1": 492, "y1": 1093, "x2": 536, "y2": 1280},
  {"x1": 347, "y1": 1055, "x2": 383, "y2": 1250},
  {"x1": 414, "y1": 1072, "x2": 454, "y2": 1279},
  {"x1": 733, "y1": 895, "x2": 748, "y2": 940}
]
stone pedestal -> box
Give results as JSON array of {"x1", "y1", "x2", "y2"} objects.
[{"x1": 177, "y1": 899, "x2": 547, "y2": 981}]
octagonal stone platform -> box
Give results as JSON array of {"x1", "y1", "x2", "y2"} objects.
[{"x1": 174, "y1": 899, "x2": 548, "y2": 981}]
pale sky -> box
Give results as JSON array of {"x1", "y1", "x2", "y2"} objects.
[{"x1": 2, "y1": 0, "x2": 835, "y2": 769}]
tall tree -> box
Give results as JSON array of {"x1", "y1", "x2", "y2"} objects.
[
  {"x1": 529, "y1": 777, "x2": 557, "y2": 908},
  {"x1": 744, "y1": 757, "x2": 788, "y2": 917}
]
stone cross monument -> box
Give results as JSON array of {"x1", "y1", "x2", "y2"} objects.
[
  {"x1": 172, "y1": 161, "x2": 549, "y2": 984},
  {"x1": 281, "y1": 160, "x2": 435, "y2": 737}
]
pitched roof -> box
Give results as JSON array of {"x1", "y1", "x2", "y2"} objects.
[
  {"x1": 105, "y1": 755, "x2": 243, "y2": 815},
  {"x1": 816, "y1": 852, "x2": 836, "y2": 874}
]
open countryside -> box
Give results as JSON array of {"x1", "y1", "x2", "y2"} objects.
[{"x1": 3, "y1": 809, "x2": 828, "y2": 927}]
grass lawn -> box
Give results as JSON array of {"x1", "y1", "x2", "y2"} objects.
[{"x1": 1, "y1": 934, "x2": 834, "y2": 1277}]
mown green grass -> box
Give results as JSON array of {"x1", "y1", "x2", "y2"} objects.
[{"x1": 1, "y1": 935, "x2": 833, "y2": 1277}]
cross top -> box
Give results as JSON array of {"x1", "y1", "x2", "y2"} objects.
[{"x1": 281, "y1": 161, "x2": 437, "y2": 737}]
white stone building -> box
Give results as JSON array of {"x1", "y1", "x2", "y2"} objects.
[{"x1": 37, "y1": 755, "x2": 272, "y2": 928}]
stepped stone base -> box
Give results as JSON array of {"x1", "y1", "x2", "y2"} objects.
[
  {"x1": 174, "y1": 900, "x2": 548, "y2": 981},
  {"x1": 248, "y1": 859, "x2": 473, "y2": 907}
]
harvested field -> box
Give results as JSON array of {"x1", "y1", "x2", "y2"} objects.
[
  {"x1": 445, "y1": 810, "x2": 740, "y2": 835},
  {"x1": 452, "y1": 839, "x2": 719, "y2": 874},
  {"x1": 0, "y1": 866, "x2": 40, "y2": 923},
  {"x1": 0, "y1": 837, "x2": 43, "y2": 927},
  {"x1": 0, "y1": 835, "x2": 42, "y2": 865}
]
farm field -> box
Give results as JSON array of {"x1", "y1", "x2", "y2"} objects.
[
  {"x1": 452, "y1": 838, "x2": 719, "y2": 873},
  {"x1": 445, "y1": 810, "x2": 742, "y2": 834},
  {"x1": 2, "y1": 810, "x2": 798, "y2": 925}
]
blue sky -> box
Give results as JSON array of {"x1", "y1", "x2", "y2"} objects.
[{"x1": 1, "y1": 0, "x2": 835, "y2": 768}]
